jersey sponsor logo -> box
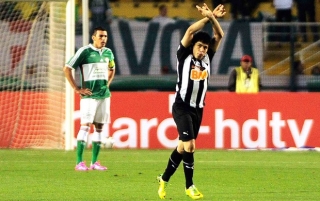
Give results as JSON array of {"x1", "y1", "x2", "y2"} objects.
[
  {"x1": 190, "y1": 59, "x2": 208, "y2": 81},
  {"x1": 83, "y1": 63, "x2": 108, "y2": 81},
  {"x1": 190, "y1": 66, "x2": 208, "y2": 81}
]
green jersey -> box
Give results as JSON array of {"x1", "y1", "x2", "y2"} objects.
[{"x1": 66, "y1": 44, "x2": 115, "y2": 99}]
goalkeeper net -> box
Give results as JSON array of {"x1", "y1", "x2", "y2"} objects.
[{"x1": 0, "y1": 1, "x2": 68, "y2": 149}]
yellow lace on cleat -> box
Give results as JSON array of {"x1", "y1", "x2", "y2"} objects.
[
  {"x1": 185, "y1": 185, "x2": 204, "y2": 200},
  {"x1": 157, "y1": 174, "x2": 168, "y2": 199}
]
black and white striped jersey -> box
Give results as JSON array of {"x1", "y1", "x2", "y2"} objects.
[{"x1": 174, "y1": 42, "x2": 214, "y2": 108}]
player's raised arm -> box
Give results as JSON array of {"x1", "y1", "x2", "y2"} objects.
[
  {"x1": 181, "y1": 3, "x2": 226, "y2": 50},
  {"x1": 180, "y1": 4, "x2": 212, "y2": 48},
  {"x1": 196, "y1": 3, "x2": 225, "y2": 52},
  {"x1": 211, "y1": 4, "x2": 226, "y2": 51}
]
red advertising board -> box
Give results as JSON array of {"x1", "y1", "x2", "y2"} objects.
[{"x1": 74, "y1": 92, "x2": 320, "y2": 149}]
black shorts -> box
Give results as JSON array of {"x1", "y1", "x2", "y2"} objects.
[{"x1": 172, "y1": 102, "x2": 203, "y2": 142}]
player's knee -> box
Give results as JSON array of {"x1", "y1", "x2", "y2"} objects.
[
  {"x1": 177, "y1": 143, "x2": 185, "y2": 153},
  {"x1": 183, "y1": 140, "x2": 195, "y2": 152}
]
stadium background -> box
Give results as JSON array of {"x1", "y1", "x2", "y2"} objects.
[
  {"x1": 1, "y1": 0, "x2": 320, "y2": 90},
  {"x1": 0, "y1": 0, "x2": 320, "y2": 149},
  {"x1": 76, "y1": 0, "x2": 320, "y2": 91}
]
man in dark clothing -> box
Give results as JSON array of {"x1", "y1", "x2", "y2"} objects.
[{"x1": 295, "y1": 0, "x2": 319, "y2": 42}]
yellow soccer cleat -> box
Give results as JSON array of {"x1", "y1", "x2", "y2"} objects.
[
  {"x1": 185, "y1": 185, "x2": 204, "y2": 200},
  {"x1": 157, "y1": 174, "x2": 168, "y2": 199}
]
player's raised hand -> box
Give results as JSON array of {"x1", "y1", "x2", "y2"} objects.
[
  {"x1": 213, "y1": 4, "x2": 226, "y2": 18},
  {"x1": 196, "y1": 3, "x2": 213, "y2": 18}
]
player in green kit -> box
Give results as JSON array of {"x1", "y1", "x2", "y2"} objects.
[{"x1": 63, "y1": 27, "x2": 115, "y2": 171}]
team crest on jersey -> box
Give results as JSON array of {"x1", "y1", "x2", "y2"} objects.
[{"x1": 190, "y1": 60, "x2": 208, "y2": 81}]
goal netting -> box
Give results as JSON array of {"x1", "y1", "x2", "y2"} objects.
[{"x1": 0, "y1": 1, "x2": 70, "y2": 149}]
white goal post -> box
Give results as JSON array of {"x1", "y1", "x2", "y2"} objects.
[
  {"x1": 0, "y1": 0, "x2": 75, "y2": 150},
  {"x1": 65, "y1": 0, "x2": 75, "y2": 150}
]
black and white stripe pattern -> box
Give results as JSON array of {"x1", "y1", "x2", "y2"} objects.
[{"x1": 174, "y1": 43, "x2": 213, "y2": 108}]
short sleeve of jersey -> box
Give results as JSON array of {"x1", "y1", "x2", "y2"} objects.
[
  {"x1": 177, "y1": 42, "x2": 190, "y2": 61},
  {"x1": 104, "y1": 48, "x2": 115, "y2": 70},
  {"x1": 66, "y1": 47, "x2": 87, "y2": 70}
]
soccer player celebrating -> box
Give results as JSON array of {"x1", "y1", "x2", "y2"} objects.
[
  {"x1": 63, "y1": 27, "x2": 115, "y2": 171},
  {"x1": 157, "y1": 3, "x2": 225, "y2": 200}
]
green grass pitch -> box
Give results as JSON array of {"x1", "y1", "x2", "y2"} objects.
[{"x1": 0, "y1": 149, "x2": 319, "y2": 201}]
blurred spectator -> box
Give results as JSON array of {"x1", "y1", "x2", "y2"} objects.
[
  {"x1": 295, "y1": 0, "x2": 319, "y2": 42},
  {"x1": 89, "y1": 0, "x2": 113, "y2": 34},
  {"x1": 228, "y1": 55, "x2": 262, "y2": 93},
  {"x1": 151, "y1": 4, "x2": 176, "y2": 75},
  {"x1": 150, "y1": 4, "x2": 175, "y2": 26},
  {"x1": 311, "y1": 65, "x2": 320, "y2": 75},
  {"x1": 230, "y1": 0, "x2": 260, "y2": 21},
  {"x1": 273, "y1": 0, "x2": 293, "y2": 44}
]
